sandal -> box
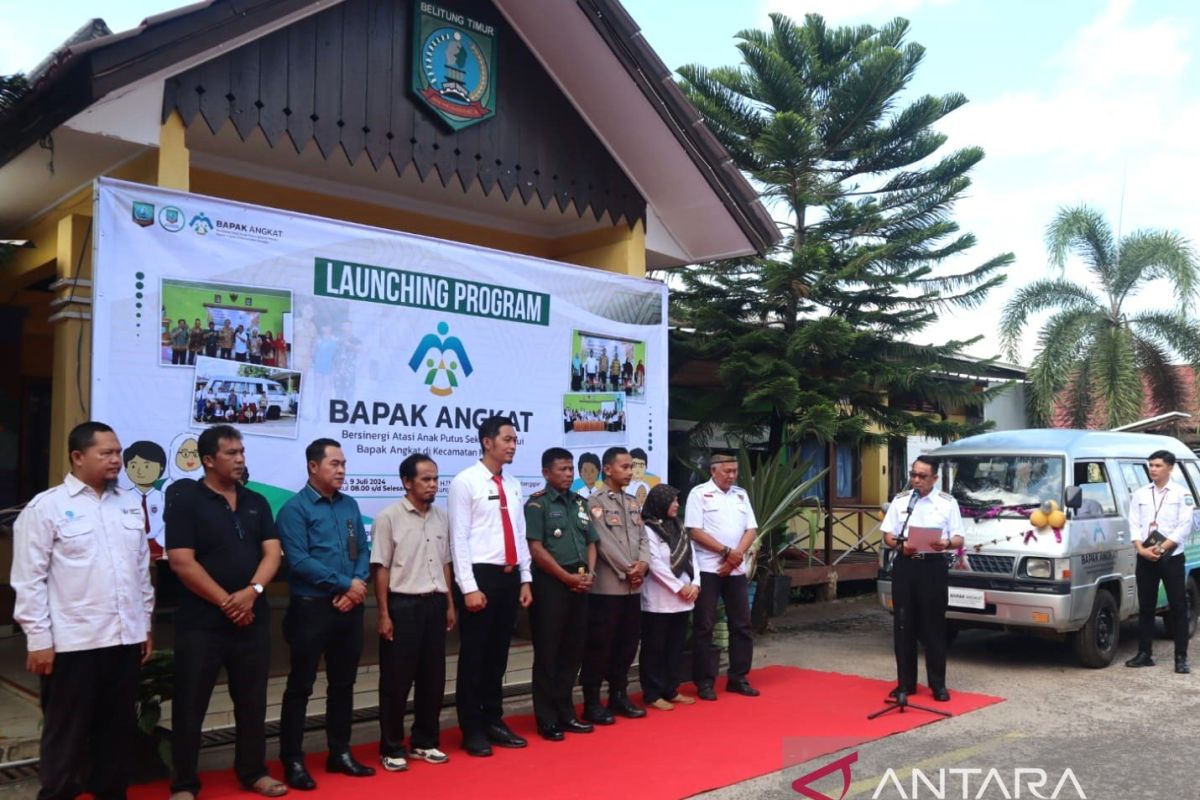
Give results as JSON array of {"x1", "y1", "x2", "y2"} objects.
[{"x1": 249, "y1": 776, "x2": 289, "y2": 797}]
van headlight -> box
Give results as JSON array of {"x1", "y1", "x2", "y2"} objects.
[{"x1": 1023, "y1": 557, "x2": 1053, "y2": 579}]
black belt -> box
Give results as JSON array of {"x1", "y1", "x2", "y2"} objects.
[
  {"x1": 389, "y1": 590, "x2": 444, "y2": 599},
  {"x1": 474, "y1": 563, "x2": 518, "y2": 574}
]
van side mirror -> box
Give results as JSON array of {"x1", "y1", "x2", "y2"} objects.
[{"x1": 1064, "y1": 485, "x2": 1082, "y2": 510}]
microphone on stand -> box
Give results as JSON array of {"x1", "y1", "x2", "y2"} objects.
[{"x1": 895, "y1": 489, "x2": 920, "y2": 543}]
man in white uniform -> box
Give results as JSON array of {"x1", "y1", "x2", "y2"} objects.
[
  {"x1": 684, "y1": 453, "x2": 759, "y2": 700},
  {"x1": 1125, "y1": 449, "x2": 1194, "y2": 674},
  {"x1": 11, "y1": 421, "x2": 155, "y2": 800},
  {"x1": 881, "y1": 455, "x2": 964, "y2": 702}
]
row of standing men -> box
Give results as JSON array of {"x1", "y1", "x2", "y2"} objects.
[{"x1": 10, "y1": 417, "x2": 760, "y2": 800}]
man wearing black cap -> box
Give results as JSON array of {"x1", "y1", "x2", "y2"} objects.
[{"x1": 684, "y1": 453, "x2": 759, "y2": 700}]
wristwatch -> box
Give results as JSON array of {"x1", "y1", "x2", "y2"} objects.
[{"x1": 250, "y1": 582, "x2": 264, "y2": 595}]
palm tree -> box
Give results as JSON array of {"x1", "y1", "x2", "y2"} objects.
[{"x1": 1001, "y1": 205, "x2": 1200, "y2": 428}]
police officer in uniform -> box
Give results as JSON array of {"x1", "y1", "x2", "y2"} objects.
[
  {"x1": 881, "y1": 455, "x2": 964, "y2": 702},
  {"x1": 525, "y1": 447, "x2": 599, "y2": 740},
  {"x1": 581, "y1": 447, "x2": 650, "y2": 723}
]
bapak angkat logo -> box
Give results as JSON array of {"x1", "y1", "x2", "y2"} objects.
[
  {"x1": 189, "y1": 213, "x2": 213, "y2": 235},
  {"x1": 408, "y1": 321, "x2": 473, "y2": 397},
  {"x1": 792, "y1": 751, "x2": 1088, "y2": 800}
]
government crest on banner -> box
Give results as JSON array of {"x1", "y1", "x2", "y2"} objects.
[{"x1": 411, "y1": 2, "x2": 498, "y2": 131}]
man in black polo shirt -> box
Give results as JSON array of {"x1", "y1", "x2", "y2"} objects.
[{"x1": 165, "y1": 425, "x2": 285, "y2": 800}]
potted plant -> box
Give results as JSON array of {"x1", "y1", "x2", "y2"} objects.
[
  {"x1": 734, "y1": 448, "x2": 826, "y2": 622},
  {"x1": 131, "y1": 649, "x2": 175, "y2": 780}
]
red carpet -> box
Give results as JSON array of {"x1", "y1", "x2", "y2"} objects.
[{"x1": 131, "y1": 666, "x2": 1002, "y2": 800}]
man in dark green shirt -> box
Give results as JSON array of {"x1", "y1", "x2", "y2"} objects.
[{"x1": 525, "y1": 447, "x2": 599, "y2": 741}]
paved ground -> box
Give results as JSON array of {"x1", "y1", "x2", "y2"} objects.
[{"x1": 698, "y1": 591, "x2": 1191, "y2": 800}]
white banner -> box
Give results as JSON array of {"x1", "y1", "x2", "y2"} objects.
[{"x1": 92, "y1": 179, "x2": 667, "y2": 522}]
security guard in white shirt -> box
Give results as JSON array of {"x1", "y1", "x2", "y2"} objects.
[
  {"x1": 1125, "y1": 449, "x2": 1195, "y2": 673},
  {"x1": 881, "y1": 455, "x2": 963, "y2": 702},
  {"x1": 10, "y1": 421, "x2": 155, "y2": 800}
]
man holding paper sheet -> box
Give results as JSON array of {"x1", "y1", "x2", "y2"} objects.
[{"x1": 881, "y1": 455, "x2": 964, "y2": 702}]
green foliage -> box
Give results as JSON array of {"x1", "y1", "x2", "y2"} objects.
[
  {"x1": 0, "y1": 73, "x2": 29, "y2": 114},
  {"x1": 671, "y1": 13, "x2": 1012, "y2": 452},
  {"x1": 136, "y1": 649, "x2": 175, "y2": 768},
  {"x1": 734, "y1": 448, "x2": 827, "y2": 576},
  {"x1": 1002, "y1": 205, "x2": 1200, "y2": 428}
]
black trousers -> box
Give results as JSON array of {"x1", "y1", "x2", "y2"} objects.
[
  {"x1": 171, "y1": 349, "x2": 187, "y2": 365},
  {"x1": 580, "y1": 593, "x2": 641, "y2": 700},
  {"x1": 639, "y1": 610, "x2": 690, "y2": 703},
  {"x1": 378, "y1": 593, "x2": 448, "y2": 755},
  {"x1": 530, "y1": 567, "x2": 588, "y2": 727},
  {"x1": 692, "y1": 572, "x2": 753, "y2": 687},
  {"x1": 279, "y1": 599, "x2": 365, "y2": 760},
  {"x1": 452, "y1": 564, "x2": 520, "y2": 737},
  {"x1": 172, "y1": 624, "x2": 271, "y2": 795},
  {"x1": 1137, "y1": 553, "x2": 1188, "y2": 657},
  {"x1": 892, "y1": 555, "x2": 949, "y2": 691},
  {"x1": 37, "y1": 644, "x2": 140, "y2": 800}
]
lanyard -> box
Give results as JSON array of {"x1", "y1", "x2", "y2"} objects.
[{"x1": 1150, "y1": 487, "x2": 1169, "y2": 530}]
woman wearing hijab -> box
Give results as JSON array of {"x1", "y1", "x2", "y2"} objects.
[{"x1": 639, "y1": 484, "x2": 700, "y2": 710}]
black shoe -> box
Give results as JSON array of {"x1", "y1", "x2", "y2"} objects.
[
  {"x1": 608, "y1": 694, "x2": 647, "y2": 718},
  {"x1": 932, "y1": 687, "x2": 951, "y2": 702},
  {"x1": 325, "y1": 752, "x2": 375, "y2": 777},
  {"x1": 696, "y1": 685, "x2": 718, "y2": 701},
  {"x1": 561, "y1": 718, "x2": 594, "y2": 734},
  {"x1": 887, "y1": 685, "x2": 917, "y2": 699},
  {"x1": 726, "y1": 680, "x2": 760, "y2": 697},
  {"x1": 462, "y1": 733, "x2": 493, "y2": 757},
  {"x1": 283, "y1": 759, "x2": 316, "y2": 791},
  {"x1": 537, "y1": 724, "x2": 565, "y2": 741},
  {"x1": 582, "y1": 703, "x2": 615, "y2": 725},
  {"x1": 1125, "y1": 652, "x2": 1156, "y2": 668},
  {"x1": 1176, "y1": 657, "x2": 1191, "y2": 674},
  {"x1": 485, "y1": 723, "x2": 528, "y2": 748}
]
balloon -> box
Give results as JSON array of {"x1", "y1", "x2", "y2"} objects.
[
  {"x1": 1048, "y1": 510, "x2": 1066, "y2": 528},
  {"x1": 1030, "y1": 509, "x2": 1049, "y2": 528}
]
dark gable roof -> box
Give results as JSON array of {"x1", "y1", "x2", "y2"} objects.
[{"x1": 0, "y1": 0, "x2": 780, "y2": 256}]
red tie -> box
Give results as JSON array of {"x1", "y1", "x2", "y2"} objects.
[{"x1": 492, "y1": 473, "x2": 518, "y2": 567}]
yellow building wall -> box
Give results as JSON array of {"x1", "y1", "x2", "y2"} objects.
[{"x1": 10, "y1": 125, "x2": 648, "y2": 482}]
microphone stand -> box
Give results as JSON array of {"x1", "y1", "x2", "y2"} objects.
[{"x1": 867, "y1": 492, "x2": 953, "y2": 721}]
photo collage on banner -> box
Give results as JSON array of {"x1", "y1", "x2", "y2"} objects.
[
  {"x1": 92, "y1": 178, "x2": 668, "y2": 528},
  {"x1": 565, "y1": 330, "x2": 658, "y2": 506}
]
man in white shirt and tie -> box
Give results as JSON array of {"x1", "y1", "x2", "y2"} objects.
[
  {"x1": 448, "y1": 416, "x2": 533, "y2": 757},
  {"x1": 1125, "y1": 449, "x2": 1194, "y2": 674},
  {"x1": 11, "y1": 421, "x2": 155, "y2": 800}
]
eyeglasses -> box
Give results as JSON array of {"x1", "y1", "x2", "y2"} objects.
[{"x1": 909, "y1": 471, "x2": 934, "y2": 479}]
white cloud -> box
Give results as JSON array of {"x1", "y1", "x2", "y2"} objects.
[{"x1": 915, "y1": 0, "x2": 1200, "y2": 363}]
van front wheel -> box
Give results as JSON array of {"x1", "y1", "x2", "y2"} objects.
[
  {"x1": 1072, "y1": 589, "x2": 1119, "y2": 669},
  {"x1": 1162, "y1": 576, "x2": 1200, "y2": 641}
]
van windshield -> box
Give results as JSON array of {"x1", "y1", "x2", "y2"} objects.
[{"x1": 944, "y1": 455, "x2": 1064, "y2": 514}]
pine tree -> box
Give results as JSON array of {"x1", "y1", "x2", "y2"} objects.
[{"x1": 671, "y1": 14, "x2": 1013, "y2": 452}]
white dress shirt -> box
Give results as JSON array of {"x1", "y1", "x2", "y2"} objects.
[
  {"x1": 641, "y1": 526, "x2": 699, "y2": 614},
  {"x1": 880, "y1": 489, "x2": 964, "y2": 540},
  {"x1": 684, "y1": 479, "x2": 759, "y2": 576},
  {"x1": 10, "y1": 474, "x2": 154, "y2": 653},
  {"x1": 448, "y1": 460, "x2": 533, "y2": 593},
  {"x1": 1128, "y1": 481, "x2": 1193, "y2": 556}
]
